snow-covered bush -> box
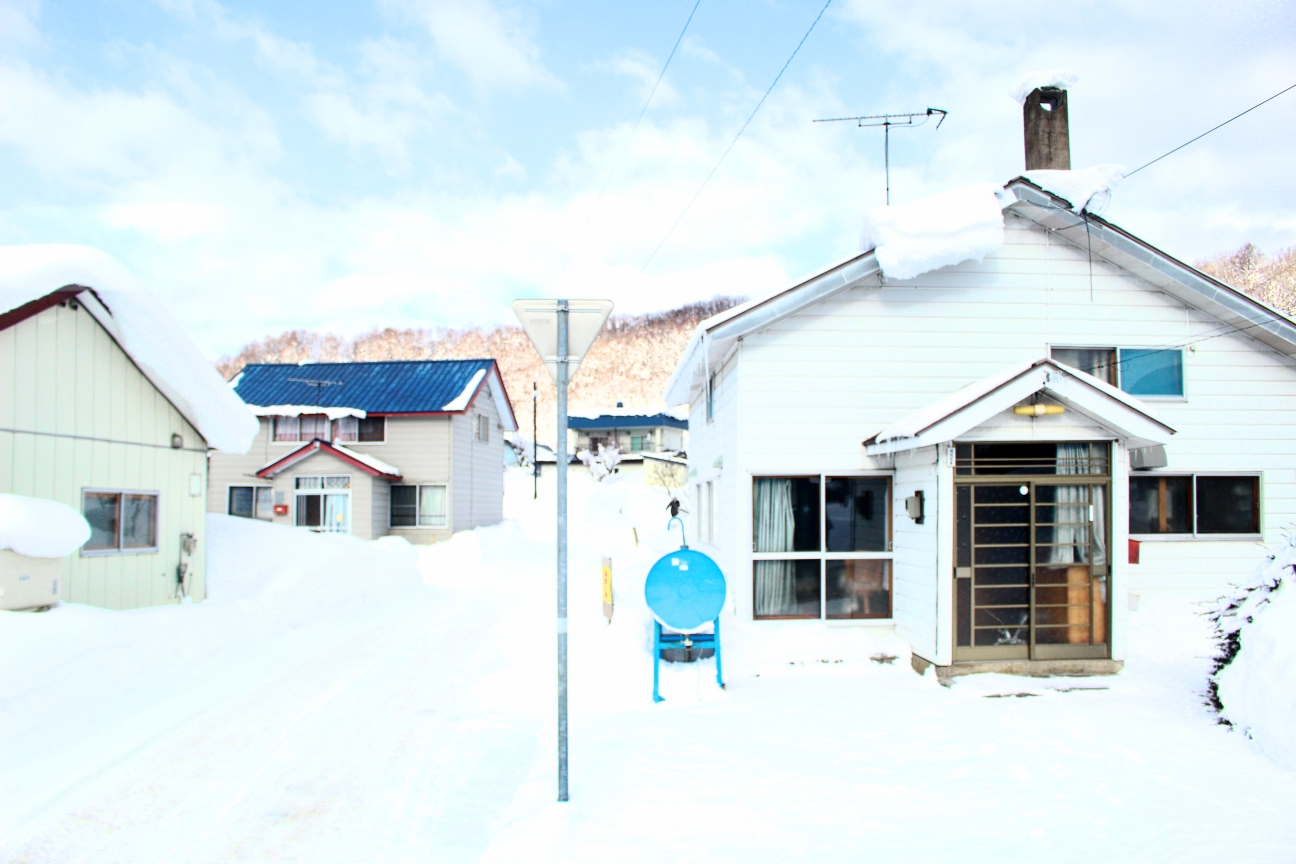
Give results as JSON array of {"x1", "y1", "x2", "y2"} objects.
[
  {"x1": 578, "y1": 443, "x2": 621, "y2": 482},
  {"x1": 1208, "y1": 538, "x2": 1296, "y2": 769}
]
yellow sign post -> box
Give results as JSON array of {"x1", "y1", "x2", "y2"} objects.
[{"x1": 601, "y1": 557, "x2": 613, "y2": 623}]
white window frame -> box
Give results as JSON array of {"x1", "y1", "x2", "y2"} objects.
[
  {"x1": 293, "y1": 474, "x2": 352, "y2": 533},
  {"x1": 749, "y1": 472, "x2": 895, "y2": 622},
  {"x1": 474, "y1": 414, "x2": 491, "y2": 443},
  {"x1": 1049, "y1": 344, "x2": 1188, "y2": 401},
  {"x1": 357, "y1": 415, "x2": 387, "y2": 445},
  {"x1": 389, "y1": 483, "x2": 450, "y2": 529},
  {"x1": 1129, "y1": 470, "x2": 1263, "y2": 541},
  {"x1": 81, "y1": 488, "x2": 160, "y2": 556},
  {"x1": 226, "y1": 484, "x2": 274, "y2": 521}
]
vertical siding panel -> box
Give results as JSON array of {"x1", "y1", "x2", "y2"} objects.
[
  {"x1": 55, "y1": 306, "x2": 77, "y2": 436},
  {"x1": 0, "y1": 324, "x2": 14, "y2": 430},
  {"x1": 76, "y1": 303, "x2": 98, "y2": 438},
  {"x1": 13, "y1": 319, "x2": 37, "y2": 436},
  {"x1": 93, "y1": 325, "x2": 113, "y2": 440},
  {"x1": 33, "y1": 309, "x2": 58, "y2": 434}
]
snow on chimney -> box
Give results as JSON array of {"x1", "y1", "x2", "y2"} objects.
[{"x1": 1023, "y1": 86, "x2": 1071, "y2": 171}]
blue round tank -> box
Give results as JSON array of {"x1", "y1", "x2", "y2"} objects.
[{"x1": 644, "y1": 548, "x2": 727, "y2": 631}]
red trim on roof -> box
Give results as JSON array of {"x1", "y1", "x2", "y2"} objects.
[
  {"x1": 256, "y1": 438, "x2": 401, "y2": 480},
  {"x1": 0, "y1": 286, "x2": 85, "y2": 332}
]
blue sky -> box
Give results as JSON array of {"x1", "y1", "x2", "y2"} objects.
[{"x1": 2, "y1": 0, "x2": 1294, "y2": 357}]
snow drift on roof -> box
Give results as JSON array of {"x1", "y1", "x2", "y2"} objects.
[
  {"x1": 332, "y1": 444, "x2": 400, "y2": 478},
  {"x1": 1023, "y1": 164, "x2": 1127, "y2": 213},
  {"x1": 859, "y1": 184, "x2": 1007, "y2": 281},
  {"x1": 1010, "y1": 69, "x2": 1079, "y2": 104},
  {"x1": 0, "y1": 494, "x2": 91, "y2": 558},
  {"x1": 247, "y1": 405, "x2": 367, "y2": 420},
  {"x1": 0, "y1": 246, "x2": 258, "y2": 454},
  {"x1": 441, "y1": 368, "x2": 486, "y2": 411}
]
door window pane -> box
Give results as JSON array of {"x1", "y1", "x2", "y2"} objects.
[
  {"x1": 229, "y1": 486, "x2": 254, "y2": 519},
  {"x1": 1129, "y1": 476, "x2": 1191, "y2": 534},
  {"x1": 825, "y1": 477, "x2": 889, "y2": 551},
  {"x1": 358, "y1": 417, "x2": 385, "y2": 442},
  {"x1": 296, "y1": 494, "x2": 322, "y2": 527},
  {"x1": 826, "y1": 559, "x2": 891, "y2": 619},
  {"x1": 753, "y1": 560, "x2": 820, "y2": 618},
  {"x1": 84, "y1": 492, "x2": 119, "y2": 549},
  {"x1": 1120, "y1": 349, "x2": 1183, "y2": 396},
  {"x1": 752, "y1": 477, "x2": 819, "y2": 553},
  {"x1": 390, "y1": 485, "x2": 417, "y2": 527},
  {"x1": 1052, "y1": 347, "x2": 1117, "y2": 384},
  {"x1": 419, "y1": 485, "x2": 447, "y2": 527},
  {"x1": 122, "y1": 495, "x2": 157, "y2": 548},
  {"x1": 1196, "y1": 476, "x2": 1259, "y2": 534}
]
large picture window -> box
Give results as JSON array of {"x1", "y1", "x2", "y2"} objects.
[
  {"x1": 82, "y1": 490, "x2": 158, "y2": 554},
  {"x1": 1129, "y1": 474, "x2": 1259, "y2": 536},
  {"x1": 390, "y1": 484, "x2": 448, "y2": 528},
  {"x1": 752, "y1": 475, "x2": 892, "y2": 620},
  {"x1": 1051, "y1": 346, "x2": 1184, "y2": 397}
]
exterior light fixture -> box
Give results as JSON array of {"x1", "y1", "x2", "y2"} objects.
[
  {"x1": 1012, "y1": 404, "x2": 1065, "y2": 416},
  {"x1": 171, "y1": 433, "x2": 184, "y2": 448}
]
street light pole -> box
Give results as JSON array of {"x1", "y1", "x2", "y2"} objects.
[{"x1": 556, "y1": 300, "x2": 569, "y2": 803}]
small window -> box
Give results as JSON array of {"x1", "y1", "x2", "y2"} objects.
[
  {"x1": 1051, "y1": 347, "x2": 1117, "y2": 385},
  {"x1": 706, "y1": 373, "x2": 717, "y2": 422},
  {"x1": 82, "y1": 490, "x2": 159, "y2": 553},
  {"x1": 419, "y1": 485, "x2": 448, "y2": 527},
  {"x1": 474, "y1": 414, "x2": 490, "y2": 443},
  {"x1": 390, "y1": 485, "x2": 417, "y2": 527},
  {"x1": 1129, "y1": 474, "x2": 1260, "y2": 536},
  {"x1": 1129, "y1": 476, "x2": 1192, "y2": 534},
  {"x1": 1196, "y1": 476, "x2": 1259, "y2": 534},
  {"x1": 358, "y1": 416, "x2": 385, "y2": 442},
  {"x1": 229, "y1": 486, "x2": 273, "y2": 520},
  {"x1": 1120, "y1": 349, "x2": 1183, "y2": 397},
  {"x1": 273, "y1": 415, "x2": 300, "y2": 442},
  {"x1": 390, "y1": 484, "x2": 449, "y2": 528},
  {"x1": 332, "y1": 416, "x2": 359, "y2": 443}
]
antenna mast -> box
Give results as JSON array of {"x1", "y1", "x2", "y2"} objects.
[{"x1": 814, "y1": 108, "x2": 948, "y2": 204}]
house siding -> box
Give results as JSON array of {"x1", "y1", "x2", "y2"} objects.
[
  {"x1": 0, "y1": 301, "x2": 208, "y2": 610},
  {"x1": 451, "y1": 382, "x2": 505, "y2": 532}
]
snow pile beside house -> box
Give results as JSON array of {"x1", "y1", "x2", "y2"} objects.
[
  {"x1": 1009, "y1": 69, "x2": 1079, "y2": 103},
  {"x1": 1023, "y1": 164, "x2": 1127, "y2": 212},
  {"x1": 1209, "y1": 540, "x2": 1296, "y2": 769},
  {"x1": 860, "y1": 184, "x2": 1007, "y2": 280},
  {"x1": 0, "y1": 494, "x2": 90, "y2": 557},
  {"x1": 0, "y1": 245, "x2": 258, "y2": 454}
]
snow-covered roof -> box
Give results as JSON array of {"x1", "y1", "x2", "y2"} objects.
[
  {"x1": 255, "y1": 439, "x2": 402, "y2": 480},
  {"x1": 0, "y1": 494, "x2": 91, "y2": 558},
  {"x1": 1022, "y1": 164, "x2": 1125, "y2": 213},
  {"x1": 1010, "y1": 69, "x2": 1078, "y2": 104},
  {"x1": 859, "y1": 184, "x2": 1010, "y2": 280},
  {"x1": 862, "y1": 358, "x2": 1175, "y2": 455},
  {"x1": 0, "y1": 246, "x2": 258, "y2": 454},
  {"x1": 247, "y1": 405, "x2": 367, "y2": 420}
]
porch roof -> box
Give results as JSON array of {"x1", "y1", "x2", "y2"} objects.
[
  {"x1": 862, "y1": 358, "x2": 1176, "y2": 456},
  {"x1": 256, "y1": 439, "x2": 402, "y2": 480}
]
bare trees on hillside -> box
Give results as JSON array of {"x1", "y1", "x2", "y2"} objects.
[{"x1": 1198, "y1": 244, "x2": 1296, "y2": 314}]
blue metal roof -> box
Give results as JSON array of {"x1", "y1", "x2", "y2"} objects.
[
  {"x1": 233, "y1": 359, "x2": 497, "y2": 415},
  {"x1": 567, "y1": 413, "x2": 687, "y2": 430}
]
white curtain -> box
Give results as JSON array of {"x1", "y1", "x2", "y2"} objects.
[
  {"x1": 323, "y1": 493, "x2": 350, "y2": 533},
  {"x1": 753, "y1": 478, "x2": 796, "y2": 616},
  {"x1": 1049, "y1": 444, "x2": 1091, "y2": 565}
]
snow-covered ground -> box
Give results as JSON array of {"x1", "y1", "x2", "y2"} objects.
[{"x1": 3, "y1": 469, "x2": 1295, "y2": 862}]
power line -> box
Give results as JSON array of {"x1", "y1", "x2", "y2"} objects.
[
  {"x1": 555, "y1": 0, "x2": 703, "y2": 281},
  {"x1": 1125, "y1": 81, "x2": 1296, "y2": 177},
  {"x1": 640, "y1": 0, "x2": 834, "y2": 273}
]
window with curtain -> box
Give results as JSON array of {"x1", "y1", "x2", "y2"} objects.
[
  {"x1": 332, "y1": 416, "x2": 359, "y2": 442},
  {"x1": 752, "y1": 476, "x2": 892, "y2": 619},
  {"x1": 273, "y1": 415, "x2": 300, "y2": 442},
  {"x1": 390, "y1": 484, "x2": 449, "y2": 528}
]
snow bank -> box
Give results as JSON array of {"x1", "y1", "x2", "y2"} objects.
[
  {"x1": 0, "y1": 245, "x2": 258, "y2": 454},
  {"x1": 0, "y1": 494, "x2": 90, "y2": 557},
  {"x1": 860, "y1": 184, "x2": 1007, "y2": 280},
  {"x1": 1210, "y1": 540, "x2": 1296, "y2": 769},
  {"x1": 1022, "y1": 164, "x2": 1126, "y2": 212},
  {"x1": 247, "y1": 404, "x2": 367, "y2": 419},
  {"x1": 1010, "y1": 69, "x2": 1079, "y2": 104}
]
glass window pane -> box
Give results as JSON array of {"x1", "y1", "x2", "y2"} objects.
[
  {"x1": 332, "y1": 416, "x2": 358, "y2": 442},
  {"x1": 255, "y1": 487, "x2": 274, "y2": 520},
  {"x1": 122, "y1": 495, "x2": 156, "y2": 548},
  {"x1": 825, "y1": 477, "x2": 889, "y2": 552},
  {"x1": 1120, "y1": 349, "x2": 1184, "y2": 396},
  {"x1": 229, "y1": 486, "x2": 254, "y2": 519},
  {"x1": 323, "y1": 475, "x2": 350, "y2": 489},
  {"x1": 296, "y1": 476, "x2": 321, "y2": 490},
  {"x1": 296, "y1": 494, "x2": 322, "y2": 527},
  {"x1": 1052, "y1": 347, "x2": 1117, "y2": 384},
  {"x1": 1196, "y1": 476, "x2": 1259, "y2": 534},
  {"x1": 84, "y1": 492, "x2": 119, "y2": 549},
  {"x1": 752, "y1": 477, "x2": 819, "y2": 553},
  {"x1": 419, "y1": 485, "x2": 447, "y2": 527},
  {"x1": 753, "y1": 560, "x2": 820, "y2": 618},
  {"x1": 273, "y1": 416, "x2": 299, "y2": 442},
  {"x1": 826, "y1": 559, "x2": 891, "y2": 619},
  {"x1": 299, "y1": 414, "x2": 328, "y2": 440},
  {"x1": 390, "y1": 485, "x2": 417, "y2": 527},
  {"x1": 1129, "y1": 476, "x2": 1191, "y2": 534},
  {"x1": 358, "y1": 417, "x2": 385, "y2": 442}
]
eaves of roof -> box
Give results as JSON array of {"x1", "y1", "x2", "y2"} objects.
[{"x1": 255, "y1": 438, "x2": 402, "y2": 480}]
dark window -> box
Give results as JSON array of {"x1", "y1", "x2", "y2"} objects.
[
  {"x1": 1120, "y1": 349, "x2": 1184, "y2": 397},
  {"x1": 825, "y1": 477, "x2": 889, "y2": 552},
  {"x1": 121, "y1": 495, "x2": 157, "y2": 548},
  {"x1": 296, "y1": 494, "x2": 322, "y2": 528},
  {"x1": 229, "y1": 486, "x2": 254, "y2": 518},
  {"x1": 825, "y1": 559, "x2": 891, "y2": 619},
  {"x1": 1129, "y1": 476, "x2": 1192, "y2": 534},
  {"x1": 358, "y1": 416, "x2": 385, "y2": 442},
  {"x1": 390, "y1": 485, "x2": 418, "y2": 527},
  {"x1": 1052, "y1": 347, "x2": 1117, "y2": 385},
  {"x1": 751, "y1": 477, "x2": 819, "y2": 552},
  {"x1": 1196, "y1": 476, "x2": 1260, "y2": 534},
  {"x1": 84, "y1": 492, "x2": 119, "y2": 550},
  {"x1": 752, "y1": 560, "x2": 821, "y2": 619}
]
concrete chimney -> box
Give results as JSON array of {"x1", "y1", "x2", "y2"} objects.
[{"x1": 1023, "y1": 86, "x2": 1070, "y2": 170}]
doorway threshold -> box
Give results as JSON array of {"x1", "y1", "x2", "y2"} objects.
[{"x1": 911, "y1": 656, "x2": 1123, "y2": 683}]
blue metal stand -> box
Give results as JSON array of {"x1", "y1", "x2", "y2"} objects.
[{"x1": 652, "y1": 617, "x2": 724, "y2": 703}]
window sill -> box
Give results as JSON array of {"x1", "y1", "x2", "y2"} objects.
[
  {"x1": 825, "y1": 618, "x2": 895, "y2": 627},
  {"x1": 1130, "y1": 534, "x2": 1263, "y2": 542},
  {"x1": 1127, "y1": 396, "x2": 1187, "y2": 403},
  {"x1": 388, "y1": 525, "x2": 449, "y2": 530},
  {"x1": 81, "y1": 547, "x2": 159, "y2": 557}
]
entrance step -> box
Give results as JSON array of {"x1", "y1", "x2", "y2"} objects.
[{"x1": 911, "y1": 655, "x2": 1123, "y2": 682}]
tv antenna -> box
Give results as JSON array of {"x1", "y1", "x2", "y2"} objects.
[
  {"x1": 287, "y1": 377, "x2": 345, "y2": 404},
  {"x1": 814, "y1": 108, "x2": 948, "y2": 204}
]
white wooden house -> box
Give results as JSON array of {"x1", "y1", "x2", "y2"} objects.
[
  {"x1": 666, "y1": 86, "x2": 1296, "y2": 677},
  {"x1": 0, "y1": 246, "x2": 258, "y2": 610}
]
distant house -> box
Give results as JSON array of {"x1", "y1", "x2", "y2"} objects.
[
  {"x1": 568, "y1": 412, "x2": 688, "y2": 459},
  {"x1": 666, "y1": 84, "x2": 1296, "y2": 677},
  {"x1": 0, "y1": 246, "x2": 258, "y2": 610},
  {"x1": 211, "y1": 360, "x2": 517, "y2": 542}
]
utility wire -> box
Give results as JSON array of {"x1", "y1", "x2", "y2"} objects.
[
  {"x1": 1125, "y1": 81, "x2": 1296, "y2": 177},
  {"x1": 640, "y1": 0, "x2": 833, "y2": 273},
  {"x1": 555, "y1": 0, "x2": 703, "y2": 281}
]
